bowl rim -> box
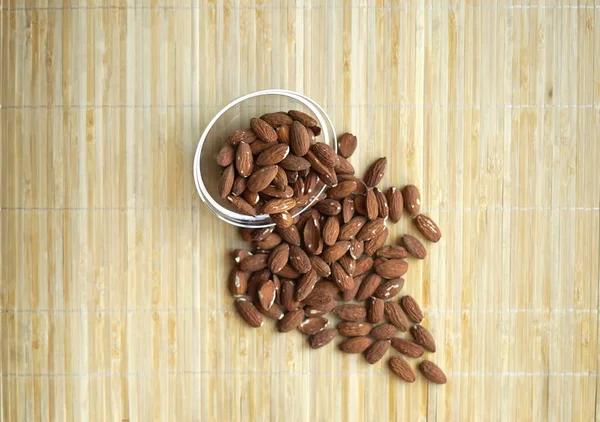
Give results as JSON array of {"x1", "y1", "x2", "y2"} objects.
[{"x1": 193, "y1": 89, "x2": 336, "y2": 228}]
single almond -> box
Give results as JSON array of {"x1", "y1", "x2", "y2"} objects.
[
  {"x1": 278, "y1": 264, "x2": 300, "y2": 279},
  {"x1": 295, "y1": 269, "x2": 319, "y2": 301},
  {"x1": 338, "y1": 175, "x2": 366, "y2": 194},
  {"x1": 280, "y1": 154, "x2": 311, "y2": 171},
  {"x1": 218, "y1": 164, "x2": 236, "y2": 198},
  {"x1": 342, "y1": 197, "x2": 355, "y2": 223},
  {"x1": 250, "y1": 140, "x2": 272, "y2": 155},
  {"x1": 386, "y1": 186, "x2": 403, "y2": 222},
  {"x1": 261, "y1": 185, "x2": 294, "y2": 198},
  {"x1": 263, "y1": 198, "x2": 296, "y2": 214},
  {"x1": 388, "y1": 356, "x2": 416, "y2": 383},
  {"x1": 363, "y1": 157, "x2": 387, "y2": 187},
  {"x1": 303, "y1": 216, "x2": 322, "y2": 255},
  {"x1": 338, "y1": 254, "x2": 356, "y2": 276},
  {"x1": 311, "y1": 142, "x2": 338, "y2": 168},
  {"x1": 304, "y1": 150, "x2": 338, "y2": 186},
  {"x1": 322, "y1": 216, "x2": 340, "y2": 246},
  {"x1": 410, "y1": 325, "x2": 436, "y2": 352},
  {"x1": 376, "y1": 246, "x2": 408, "y2": 259},
  {"x1": 328, "y1": 180, "x2": 357, "y2": 200},
  {"x1": 309, "y1": 328, "x2": 338, "y2": 349},
  {"x1": 337, "y1": 132, "x2": 357, "y2": 158},
  {"x1": 374, "y1": 188, "x2": 389, "y2": 219},
  {"x1": 339, "y1": 336, "x2": 373, "y2": 353},
  {"x1": 261, "y1": 112, "x2": 293, "y2": 127},
  {"x1": 384, "y1": 301, "x2": 410, "y2": 331},
  {"x1": 341, "y1": 273, "x2": 362, "y2": 302},
  {"x1": 288, "y1": 109, "x2": 318, "y2": 127},
  {"x1": 364, "y1": 227, "x2": 388, "y2": 256},
  {"x1": 258, "y1": 280, "x2": 277, "y2": 310},
  {"x1": 298, "y1": 317, "x2": 328, "y2": 335},
  {"x1": 280, "y1": 280, "x2": 300, "y2": 311},
  {"x1": 228, "y1": 195, "x2": 257, "y2": 216},
  {"x1": 228, "y1": 268, "x2": 248, "y2": 297},
  {"x1": 234, "y1": 298, "x2": 264, "y2": 328},
  {"x1": 287, "y1": 245, "x2": 310, "y2": 274},
  {"x1": 414, "y1": 214, "x2": 442, "y2": 243},
  {"x1": 290, "y1": 120, "x2": 311, "y2": 156},
  {"x1": 272, "y1": 166, "x2": 288, "y2": 190},
  {"x1": 349, "y1": 238, "x2": 364, "y2": 259},
  {"x1": 373, "y1": 278, "x2": 405, "y2": 299},
  {"x1": 247, "y1": 165, "x2": 279, "y2": 192},
  {"x1": 277, "y1": 309, "x2": 305, "y2": 332},
  {"x1": 322, "y1": 241, "x2": 351, "y2": 262},
  {"x1": 231, "y1": 176, "x2": 247, "y2": 196},
  {"x1": 366, "y1": 297, "x2": 385, "y2": 323},
  {"x1": 285, "y1": 169, "x2": 299, "y2": 183},
  {"x1": 276, "y1": 125, "x2": 291, "y2": 144},
  {"x1": 401, "y1": 234, "x2": 427, "y2": 259},
  {"x1": 366, "y1": 189, "x2": 379, "y2": 220},
  {"x1": 354, "y1": 195, "x2": 367, "y2": 215},
  {"x1": 419, "y1": 361, "x2": 447, "y2": 384},
  {"x1": 235, "y1": 142, "x2": 253, "y2": 177},
  {"x1": 333, "y1": 304, "x2": 367, "y2": 321},
  {"x1": 271, "y1": 211, "x2": 294, "y2": 228},
  {"x1": 337, "y1": 321, "x2": 372, "y2": 337},
  {"x1": 402, "y1": 185, "x2": 421, "y2": 217},
  {"x1": 227, "y1": 128, "x2": 257, "y2": 145},
  {"x1": 338, "y1": 216, "x2": 367, "y2": 240},
  {"x1": 256, "y1": 143, "x2": 290, "y2": 166},
  {"x1": 302, "y1": 290, "x2": 332, "y2": 307},
  {"x1": 277, "y1": 225, "x2": 301, "y2": 246},
  {"x1": 304, "y1": 170, "x2": 320, "y2": 194},
  {"x1": 256, "y1": 302, "x2": 285, "y2": 320},
  {"x1": 255, "y1": 233, "x2": 282, "y2": 250},
  {"x1": 250, "y1": 117, "x2": 278, "y2": 142},
  {"x1": 363, "y1": 339, "x2": 390, "y2": 364},
  {"x1": 309, "y1": 255, "x2": 331, "y2": 277},
  {"x1": 356, "y1": 218, "x2": 385, "y2": 241},
  {"x1": 216, "y1": 143, "x2": 236, "y2": 167},
  {"x1": 370, "y1": 323, "x2": 397, "y2": 340},
  {"x1": 233, "y1": 249, "x2": 252, "y2": 264},
  {"x1": 268, "y1": 243, "x2": 289, "y2": 273},
  {"x1": 304, "y1": 298, "x2": 338, "y2": 316},
  {"x1": 354, "y1": 257, "x2": 374, "y2": 277},
  {"x1": 243, "y1": 191, "x2": 260, "y2": 206},
  {"x1": 390, "y1": 338, "x2": 424, "y2": 358},
  {"x1": 331, "y1": 262, "x2": 353, "y2": 291},
  {"x1": 374, "y1": 259, "x2": 408, "y2": 279},
  {"x1": 239, "y1": 253, "x2": 269, "y2": 272},
  {"x1": 314, "y1": 199, "x2": 342, "y2": 216},
  {"x1": 355, "y1": 273, "x2": 382, "y2": 301},
  {"x1": 334, "y1": 155, "x2": 355, "y2": 175},
  {"x1": 400, "y1": 295, "x2": 424, "y2": 323}
]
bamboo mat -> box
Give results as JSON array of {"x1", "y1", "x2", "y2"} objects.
[{"x1": 1, "y1": 0, "x2": 599, "y2": 421}]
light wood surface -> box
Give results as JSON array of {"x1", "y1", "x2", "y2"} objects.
[{"x1": 1, "y1": 1, "x2": 599, "y2": 421}]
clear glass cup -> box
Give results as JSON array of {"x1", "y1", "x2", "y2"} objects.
[{"x1": 193, "y1": 89, "x2": 337, "y2": 228}]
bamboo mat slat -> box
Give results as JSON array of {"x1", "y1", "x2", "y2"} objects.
[{"x1": 1, "y1": 0, "x2": 599, "y2": 421}]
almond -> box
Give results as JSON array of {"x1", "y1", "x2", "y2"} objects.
[
  {"x1": 295, "y1": 269, "x2": 318, "y2": 301},
  {"x1": 256, "y1": 302, "x2": 284, "y2": 320},
  {"x1": 322, "y1": 241, "x2": 351, "y2": 262},
  {"x1": 374, "y1": 259, "x2": 408, "y2": 279},
  {"x1": 356, "y1": 218, "x2": 385, "y2": 241},
  {"x1": 271, "y1": 211, "x2": 294, "y2": 228},
  {"x1": 376, "y1": 246, "x2": 408, "y2": 259},
  {"x1": 364, "y1": 339, "x2": 390, "y2": 364},
  {"x1": 272, "y1": 166, "x2": 288, "y2": 190},
  {"x1": 309, "y1": 255, "x2": 331, "y2": 277},
  {"x1": 373, "y1": 278, "x2": 404, "y2": 299},
  {"x1": 216, "y1": 143, "x2": 236, "y2": 167},
  {"x1": 370, "y1": 323, "x2": 397, "y2": 340},
  {"x1": 303, "y1": 216, "x2": 322, "y2": 255},
  {"x1": 288, "y1": 109, "x2": 318, "y2": 127},
  {"x1": 242, "y1": 191, "x2": 260, "y2": 206},
  {"x1": 302, "y1": 290, "x2": 332, "y2": 307},
  {"x1": 400, "y1": 295, "x2": 424, "y2": 323},
  {"x1": 234, "y1": 298, "x2": 264, "y2": 327},
  {"x1": 342, "y1": 197, "x2": 355, "y2": 223},
  {"x1": 322, "y1": 216, "x2": 340, "y2": 246},
  {"x1": 366, "y1": 297, "x2": 384, "y2": 323},
  {"x1": 233, "y1": 249, "x2": 252, "y2": 264},
  {"x1": 262, "y1": 185, "x2": 294, "y2": 199},
  {"x1": 277, "y1": 309, "x2": 305, "y2": 332},
  {"x1": 285, "y1": 169, "x2": 299, "y2": 183},
  {"x1": 298, "y1": 317, "x2": 328, "y2": 335},
  {"x1": 341, "y1": 273, "x2": 362, "y2": 302},
  {"x1": 354, "y1": 257, "x2": 374, "y2": 277},
  {"x1": 386, "y1": 187, "x2": 403, "y2": 222},
  {"x1": 311, "y1": 142, "x2": 338, "y2": 168},
  {"x1": 228, "y1": 268, "x2": 248, "y2": 297},
  {"x1": 250, "y1": 117, "x2": 278, "y2": 142},
  {"x1": 287, "y1": 245, "x2": 310, "y2": 274},
  {"x1": 338, "y1": 216, "x2": 367, "y2": 240},
  {"x1": 312, "y1": 280, "x2": 339, "y2": 297},
  {"x1": 390, "y1": 338, "x2": 424, "y2": 358},
  {"x1": 291, "y1": 177, "x2": 305, "y2": 198},
  {"x1": 366, "y1": 189, "x2": 379, "y2": 220},
  {"x1": 331, "y1": 262, "x2": 354, "y2": 291},
  {"x1": 255, "y1": 233, "x2": 282, "y2": 250},
  {"x1": 275, "y1": 125, "x2": 291, "y2": 144},
  {"x1": 354, "y1": 195, "x2": 367, "y2": 215},
  {"x1": 277, "y1": 264, "x2": 300, "y2": 279},
  {"x1": 305, "y1": 298, "x2": 338, "y2": 316},
  {"x1": 338, "y1": 254, "x2": 356, "y2": 276},
  {"x1": 280, "y1": 154, "x2": 311, "y2": 171},
  {"x1": 419, "y1": 361, "x2": 447, "y2": 384},
  {"x1": 388, "y1": 356, "x2": 416, "y2": 383},
  {"x1": 250, "y1": 227, "x2": 274, "y2": 242},
  {"x1": 231, "y1": 176, "x2": 247, "y2": 196},
  {"x1": 280, "y1": 280, "x2": 300, "y2": 311},
  {"x1": 349, "y1": 238, "x2": 364, "y2": 259},
  {"x1": 334, "y1": 155, "x2": 355, "y2": 175},
  {"x1": 410, "y1": 325, "x2": 436, "y2": 352},
  {"x1": 355, "y1": 273, "x2": 382, "y2": 301},
  {"x1": 277, "y1": 225, "x2": 301, "y2": 246},
  {"x1": 337, "y1": 321, "x2": 372, "y2": 337},
  {"x1": 333, "y1": 304, "x2": 366, "y2": 321},
  {"x1": 239, "y1": 253, "x2": 269, "y2": 272},
  {"x1": 227, "y1": 128, "x2": 257, "y2": 145},
  {"x1": 261, "y1": 112, "x2": 293, "y2": 127},
  {"x1": 256, "y1": 144, "x2": 290, "y2": 166},
  {"x1": 363, "y1": 157, "x2": 387, "y2": 187},
  {"x1": 401, "y1": 234, "x2": 427, "y2": 259},
  {"x1": 402, "y1": 185, "x2": 421, "y2": 217},
  {"x1": 309, "y1": 328, "x2": 338, "y2": 349},
  {"x1": 235, "y1": 142, "x2": 253, "y2": 177},
  {"x1": 263, "y1": 198, "x2": 296, "y2": 214},
  {"x1": 414, "y1": 214, "x2": 442, "y2": 243},
  {"x1": 337, "y1": 133, "x2": 357, "y2": 158},
  {"x1": 314, "y1": 199, "x2": 342, "y2": 216},
  {"x1": 246, "y1": 165, "x2": 278, "y2": 192},
  {"x1": 290, "y1": 120, "x2": 311, "y2": 156},
  {"x1": 327, "y1": 180, "x2": 357, "y2": 200},
  {"x1": 258, "y1": 279, "x2": 277, "y2": 310},
  {"x1": 338, "y1": 336, "x2": 372, "y2": 353},
  {"x1": 304, "y1": 150, "x2": 338, "y2": 186},
  {"x1": 339, "y1": 175, "x2": 367, "y2": 194},
  {"x1": 384, "y1": 301, "x2": 410, "y2": 331},
  {"x1": 374, "y1": 188, "x2": 389, "y2": 219},
  {"x1": 250, "y1": 140, "x2": 272, "y2": 155},
  {"x1": 218, "y1": 164, "x2": 236, "y2": 198},
  {"x1": 364, "y1": 227, "x2": 388, "y2": 256}
]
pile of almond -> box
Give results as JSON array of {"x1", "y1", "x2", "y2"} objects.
[{"x1": 223, "y1": 112, "x2": 447, "y2": 385}]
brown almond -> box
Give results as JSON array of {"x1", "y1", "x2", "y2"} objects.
[
  {"x1": 354, "y1": 195, "x2": 367, "y2": 215},
  {"x1": 337, "y1": 321, "x2": 372, "y2": 337},
  {"x1": 331, "y1": 262, "x2": 354, "y2": 291},
  {"x1": 338, "y1": 336, "x2": 372, "y2": 354},
  {"x1": 304, "y1": 171, "x2": 320, "y2": 194},
  {"x1": 280, "y1": 280, "x2": 300, "y2": 311},
  {"x1": 322, "y1": 241, "x2": 351, "y2": 263},
  {"x1": 384, "y1": 301, "x2": 410, "y2": 331},
  {"x1": 414, "y1": 214, "x2": 442, "y2": 243},
  {"x1": 228, "y1": 268, "x2": 248, "y2": 297},
  {"x1": 277, "y1": 309, "x2": 305, "y2": 332},
  {"x1": 312, "y1": 280, "x2": 339, "y2": 297},
  {"x1": 250, "y1": 227, "x2": 274, "y2": 242},
  {"x1": 242, "y1": 191, "x2": 260, "y2": 206},
  {"x1": 410, "y1": 325, "x2": 436, "y2": 352},
  {"x1": 246, "y1": 165, "x2": 278, "y2": 192},
  {"x1": 268, "y1": 243, "x2": 290, "y2": 273},
  {"x1": 231, "y1": 176, "x2": 247, "y2": 196},
  {"x1": 263, "y1": 198, "x2": 296, "y2": 215},
  {"x1": 304, "y1": 298, "x2": 338, "y2": 316},
  {"x1": 271, "y1": 211, "x2": 294, "y2": 228},
  {"x1": 390, "y1": 338, "x2": 424, "y2": 358},
  {"x1": 388, "y1": 356, "x2": 416, "y2": 383},
  {"x1": 256, "y1": 144, "x2": 290, "y2": 166},
  {"x1": 374, "y1": 188, "x2": 389, "y2": 219},
  {"x1": 285, "y1": 170, "x2": 299, "y2": 183},
  {"x1": 328, "y1": 180, "x2": 357, "y2": 200},
  {"x1": 314, "y1": 199, "x2": 342, "y2": 216},
  {"x1": 276, "y1": 125, "x2": 291, "y2": 144},
  {"x1": 338, "y1": 254, "x2": 356, "y2": 276},
  {"x1": 298, "y1": 317, "x2": 328, "y2": 335},
  {"x1": 280, "y1": 154, "x2": 311, "y2": 171},
  {"x1": 302, "y1": 290, "x2": 332, "y2": 307},
  {"x1": 228, "y1": 128, "x2": 257, "y2": 145},
  {"x1": 337, "y1": 133, "x2": 357, "y2": 158},
  {"x1": 277, "y1": 264, "x2": 300, "y2": 279},
  {"x1": 341, "y1": 274, "x2": 362, "y2": 302},
  {"x1": 375, "y1": 259, "x2": 408, "y2": 279},
  {"x1": 218, "y1": 164, "x2": 236, "y2": 199},
  {"x1": 250, "y1": 140, "x2": 272, "y2": 155},
  {"x1": 376, "y1": 246, "x2": 408, "y2": 259},
  {"x1": 256, "y1": 302, "x2": 284, "y2": 320},
  {"x1": 309, "y1": 255, "x2": 331, "y2": 277},
  {"x1": 277, "y1": 224, "x2": 301, "y2": 246},
  {"x1": 235, "y1": 142, "x2": 254, "y2": 177},
  {"x1": 322, "y1": 216, "x2": 340, "y2": 246},
  {"x1": 291, "y1": 178, "x2": 305, "y2": 197},
  {"x1": 234, "y1": 298, "x2": 264, "y2": 328},
  {"x1": 288, "y1": 245, "x2": 311, "y2": 274},
  {"x1": 401, "y1": 234, "x2": 427, "y2": 259},
  {"x1": 216, "y1": 142, "x2": 236, "y2": 167},
  {"x1": 290, "y1": 120, "x2": 311, "y2": 156},
  {"x1": 386, "y1": 187, "x2": 403, "y2": 222},
  {"x1": 239, "y1": 253, "x2": 269, "y2": 272},
  {"x1": 364, "y1": 227, "x2": 388, "y2": 256},
  {"x1": 295, "y1": 269, "x2": 319, "y2": 301},
  {"x1": 228, "y1": 194, "x2": 257, "y2": 217},
  {"x1": 258, "y1": 280, "x2": 277, "y2": 310},
  {"x1": 373, "y1": 257, "x2": 387, "y2": 267},
  {"x1": 262, "y1": 185, "x2": 294, "y2": 199},
  {"x1": 373, "y1": 278, "x2": 405, "y2": 299},
  {"x1": 261, "y1": 112, "x2": 293, "y2": 127},
  {"x1": 354, "y1": 257, "x2": 374, "y2": 277},
  {"x1": 334, "y1": 155, "x2": 355, "y2": 175},
  {"x1": 233, "y1": 249, "x2": 252, "y2": 263},
  {"x1": 255, "y1": 233, "x2": 282, "y2": 250},
  {"x1": 349, "y1": 238, "x2": 364, "y2": 259},
  {"x1": 342, "y1": 197, "x2": 355, "y2": 223},
  {"x1": 309, "y1": 328, "x2": 338, "y2": 349},
  {"x1": 304, "y1": 150, "x2": 338, "y2": 186},
  {"x1": 364, "y1": 339, "x2": 390, "y2": 364},
  {"x1": 366, "y1": 189, "x2": 379, "y2": 220},
  {"x1": 339, "y1": 216, "x2": 367, "y2": 240},
  {"x1": 370, "y1": 323, "x2": 397, "y2": 340},
  {"x1": 355, "y1": 273, "x2": 382, "y2": 302},
  {"x1": 363, "y1": 157, "x2": 387, "y2": 187},
  {"x1": 288, "y1": 109, "x2": 318, "y2": 127},
  {"x1": 402, "y1": 185, "x2": 421, "y2": 217},
  {"x1": 366, "y1": 297, "x2": 385, "y2": 323},
  {"x1": 250, "y1": 117, "x2": 278, "y2": 143},
  {"x1": 338, "y1": 175, "x2": 367, "y2": 194},
  {"x1": 356, "y1": 218, "x2": 385, "y2": 241},
  {"x1": 333, "y1": 304, "x2": 367, "y2": 321},
  {"x1": 419, "y1": 361, "x2": 447, "y2": 384},
  {"x1": 311, "y1": 142, "x2": 338, "y2": 168},
  {"x1": 303, "y1": 216, "x2": 322, "y2": 255},
  {"x1": 400, "y1": 295, "x2": 424, "y2": 323},
  {"x1": 272, "y1": 166, "x2": 288, "y2": 190}
]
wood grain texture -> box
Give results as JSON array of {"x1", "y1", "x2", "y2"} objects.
[{"x1": 1, "y1": 0, "x2": 599, "y2": 421}]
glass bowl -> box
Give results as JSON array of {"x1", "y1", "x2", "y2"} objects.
[{"x1": 193, "y1": 89, "x2": 337, "y2": 228}]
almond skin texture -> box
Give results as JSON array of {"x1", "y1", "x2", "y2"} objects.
[
  {"x1": 366, "y1": 189, "x2": 379, "y2": 220},
  {"x1": 303, "y1": 217, "x2": 322, "y2": 255},
  {"x1": 331, "y1": 262, "x2": 354, "y2": 291},
  {"x1": 309, "y1": 328, "x2": 338, "y2": 349},
  {"x1": 337, "y1": 321, "x2": 373, "y2": 337},
  {"x1": 302, "y1": 291, "x2": 332, "y2": 307},
  {"x1": 401, "y1": 234, "x2": 427, "y2": 259},
  {"x1": 256, "y1": 302, "x2": 285, "y2": 320},
  {"x1": 288, "y1": 109, "x2": 318, "y2": 127},
  {"x1": 258, "y1": 280, "x2": 277, "y2": 310},
  {"x1": 322, "y1": 241, "x2": 351, "y2": 263},
  {"x1": 402, "y1": 185, "x2": 421, "y2": 217},
  {"x1": 388, "y1": 356, "x2": 416, "y2": 383},
  {"x1": 216, "y1": 143, "x2": 236, "y2": 167},
  {"x1": 278, "y1": 264, "x2": 300, "y2": 279},
  {"x1": 280, "y1": 154, "x2": 311, "y2": 171},
  {"x1": 218, "y1": 164, "x2": 235, "y2": 198},
  {"x1": 314, "y1": 199, "x2": 342, "y2": 216},
  {"x1": 280, "y1": 280, "x2": 300, "y2": 311},
  {"x1": 341, "y1": 274, "x2": 361, "y2": 302},
  {"x1": 273, "y1": 166, "x2": 288, "y2": 190},
  {"x1": 376, "y1": 246, "x2": 408, "y2": 259},
  {"x1": 364, "y1": 340, "x2": 390, "y2": 364},
  {"x1": 400, "y1": 295, "x2": 424, "y2": 323},
  {"x1": 239, "y1": 254, "x2": 269, "y2": 272},
  {"x1": 289, "y1": 245, "x2": 312, "y2": 274},
  {"x1": 327, "y1": 180, "x2": 357, "y2": 200},
  {"x1": 228, "y1": 268, "x2": 248, "y2": 297},
  {"x1": 235, "y1": 142, "x2": 254, "y2": 177},
  {"x1": 277, "y1": 309, "x2": 305, "y2": 332},
  {"x1": 342, "y1": 197, "x2": 355, "y2": 223},
  {"x1": 298, "y1": 317, "x2": 328, "y2": 335},
  {"x1": 370, "y1": 323, "x2": 397, "y2": 340},
  {"x1": 322, "y1": 217, "x2": 340, "y2": 246},
  {"x1": 339, "y1": 217, "x2": 367, "y2": 240},
  {"x1": 414, "y1": 214, "x2": 442, "y2": 243},
  {"x1": 386, "y1": 187, "x2": 403, "y2": 222},
  {"x1": 309, "y1": 255, "x2": 331, "y2": 277},
  {"x1": 277, "y1": 225, "x2": 301, "y2": 246},
  {"x1": 247, "y1": 165, "x2": 279, "y2": 192},
  {"x1": 333, "y1": 304, "x2": 367, "y2": 321},
  {"x1": 419, "y1": 361, "x2": 447, "y2": 384},
  {"x1": 363, "y1": 157, "x2": 387, "y2": 187},
  {"x1": 276, "y1": 125, "x2": 291, "y2": 144},
  {"x1": 354, "y1": 257, "x2": 374, "y2": 277},
  {"x1": 374, "y1": 188, "x2": 389, "y2": 218},
  {"x1": 271, "y1": 211, "x2": 294, "y2": 228},
  {"x1": 337, "y1": 133, "x2": 357, "y2": 158},
  {"x1": 410, "y1": 325, "x2": 436, "y2": 352},
  {"x1": 231, "y1": 176, "x2": 247, "y2": 196},
  {"x1": 295, "y1": 269, "x2": 318, "y2": 301},
  {"x1": 256, "y1": 143, "x2": 290, "y2": 166},
  {"x1": 375, "y1": 259, "x2": 408, "y2": 279},
  {"x1": 311, "y1": 142, "x2": 338, "y2": 168},
  {"x1": 261, "y1": 112, "x2": 293, "y2": 127},
  {"x1": 373, "y1": 278, "x2": 405, "y2": 300},
  {"x1": 250, "y1": 117, "x2": 278, "y2": 142},
  {"x1": 250, "y1": 140, "x2": 272, "y2": 155},
  {"x1": 384, "y1": 301, "x2": 410, "y2": 331},
  {"x1": 349, "y1": 238, "x2": 364, "y2": 259},
  {"x1": 356, "y1": 218, "x2": 385, "y2": 241},
  {"x1": 228, "y1": 128, "x2": 257, "y2": 145},
  {"x1": 304, "y1": 150, "x2": 338, "y2": 186},
  {"x1": 355, "y1": 273, "x2": 382, "y2": 302},
  {"x1": 390, "y1": 338, "x2": 425, "y2": 358},
  {"x1": 339, "y1": 336, "x2": 373, "y2": 353},
  {"x1": 263, "y1": 198, "x2": 297, "y2": 215},
  {"x1": 235, "y1": 298, "x2": 264, "y2": 328},
  {"x1": 364, "y1": 227, "x2": 388, "y2": 256},
  {"x1": 366, "y1": 297, "x2": 385, "y2": 323},
  {"x1": 338, "y1": 254, "x2": 356, "y2": 277},
  {"x1": 290, "y1": 120, "x2": 311, "y2": 156},
  {"x1": 335, "y1": 155, "x2": 355, "y2": 175}
]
